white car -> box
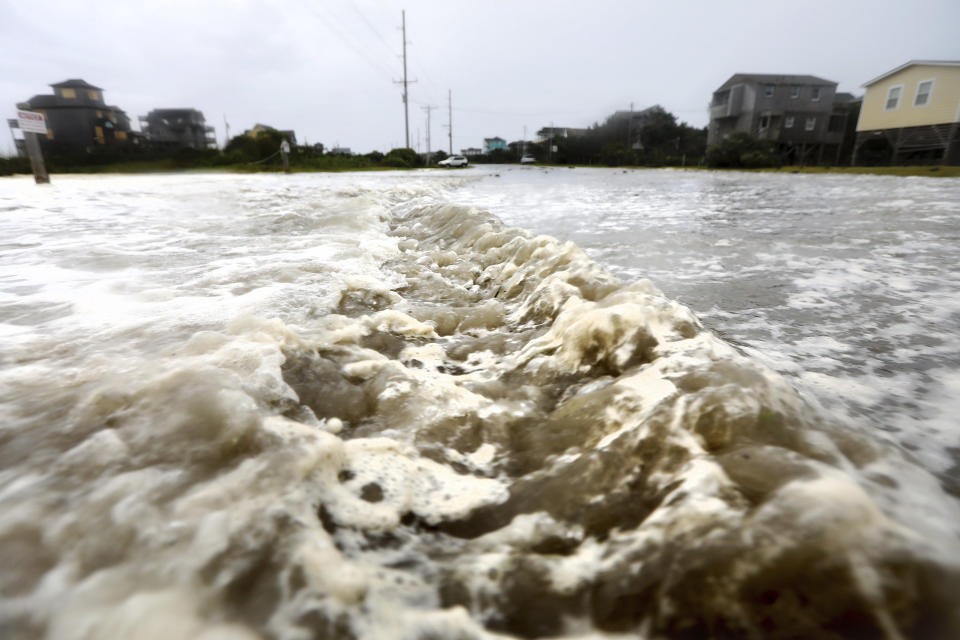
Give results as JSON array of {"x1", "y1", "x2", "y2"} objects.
[
  {"x1": 520, "y1": 154, "x2": 536, "y2": 164},
  {"x1": 438, "y1": 155, "x2": 468, "y2": 167}
]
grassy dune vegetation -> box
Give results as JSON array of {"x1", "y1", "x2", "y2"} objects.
[{"x1": 759, "y1": 165, "x2": 960, "y2": 178}]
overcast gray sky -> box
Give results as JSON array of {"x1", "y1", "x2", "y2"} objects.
[{"x1": 2, "y1": 0, "x2": 959, "y2": 156}]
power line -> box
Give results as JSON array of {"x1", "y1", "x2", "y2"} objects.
[
  {"x1": 323, "y1": 1, "x2": 397, "y2": 78},
  {"x1": 445, "y1": 104, "x2": 587, "y2": 117},
  {"x1": 405, "y1": 42, "x2": 442, "y2": 105},
  {"x1": 343, "y1": 0, "x2": 395, "y2": 57},
  {"x1": 309, "y1": 3, "x2": 396, "y2": 83}
]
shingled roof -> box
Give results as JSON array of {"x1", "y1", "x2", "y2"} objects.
[
  {"x1": 50, "y1": 79, "x2": 103, "y2": 91},
  {"x1": 862, "y1": 60, "x2": 960, "y2": 87},
  {"x1": 717, "y1": 73, "x2": 836, "y2": 90},
  {"x1": 27, "y1": 95, "x2": 62, "y2": 108},
  {"x1": 833, "y1": 92, "x2": 860, "y2": 104}
]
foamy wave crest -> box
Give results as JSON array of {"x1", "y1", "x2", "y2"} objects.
[{"x1": 2, "y1": 187, "x2": 958, "y2": 640}]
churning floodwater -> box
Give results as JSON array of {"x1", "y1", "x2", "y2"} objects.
[
  {"x1": 1, "y1": 168, "x2": 958, "y2": 639},
  {"x1": 455, "y1": 167, "x2": 960, "y2": 488}
]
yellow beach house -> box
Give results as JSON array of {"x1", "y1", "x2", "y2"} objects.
[{"x1": 853, "y1": 60, "x2": 960, "y2": 165}]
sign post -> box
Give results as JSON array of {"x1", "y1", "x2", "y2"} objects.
[
  {"x1": 15, "y1": 104, "x2": 50, "y2": 184},
  {"x1": 280, "y1": 139, "x2": 291, "y2": 174}
]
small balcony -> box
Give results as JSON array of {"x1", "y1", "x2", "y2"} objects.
[
  {"x1": 710, "y1": 87, "x2": 744, "y2": 121},
  {"x1": 710, "y1": 104, "x2": 733, "y2": 120}
]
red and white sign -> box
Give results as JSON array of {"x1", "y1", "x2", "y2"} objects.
[{"x1": 17, "y1": 109, "x2": 48, "y2": 134}]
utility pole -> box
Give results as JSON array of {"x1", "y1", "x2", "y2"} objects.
[
  {"x1": 393, "y1": 10, "x2": 416, "y2": 149},
  {"x1": 401, "y1": 11, "x2": 410, "y2": 148},
  {"x1": 422, "y1": 104, "x2": 435, "y2": 165},
  {"x1": 447, "y1": 89, "x2": 453, "y2": 155},
  {"x1": 223, "y1": 113, "x2": 230, "y2": 149},
  {"x1": 627, "y1": 101, "x2": 633, "y2": 150}
]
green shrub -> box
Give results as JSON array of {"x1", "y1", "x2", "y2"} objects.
[
  {"x1": 705, "y1": 132, "x2": 777, "y2": 168},
  {"x1": 383, "y1": 148, "x2": 421, "y2": 168},
  {"x1": 0, "y1": 156, "x2": 32, "y2": 175},
  {"x1": 740, "y1": 150, "x2": 774, "y2": 168}
]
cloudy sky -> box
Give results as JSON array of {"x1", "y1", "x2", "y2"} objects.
[{"x1": 2, "y1": 0, "x2": 958, "y2": 156}]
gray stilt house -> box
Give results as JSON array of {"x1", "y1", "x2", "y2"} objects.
[
  {"x1": 139, "y1": 109, "x2": 216, "y2": 150},
  {"x1": 20, "y1": 79, "x2": 134, "y2": 155},
  {"x1": 707, "y1": 73, "x2": 855, "y2": 164}
]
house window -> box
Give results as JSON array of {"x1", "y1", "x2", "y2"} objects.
[
  {"x1": 759, "y1": 115, "x2": 770, "y2": 130},
  {"x1": 94, "y1": 126, "x2": 105, "y2": 144},
  {"x1": 785, "y1": 116, "x2": 795, "y2": 128},
  {"x1": 914, "y1": 80, "x2": 934, "y2": 107},
  {"x1": 790, "y1": 87, "x2": 800, "y2": 99},
  {"x1": 60, "y1": 88, "x2": 76, "y2": 99},
  {"x1": 811, "y1": 87, "x2": 821, "y2": 101},
  {"x1": 764, "y1": 84, "x2": 775, "y2": 97},
  {"x1": 885, "y1": 85, "x2": 903, "y2": 110},
  {"x1": 116, "y1": 131, "x2": 127, "y2": 140},
  {"x1": 805, "y1": 117, "x2": 816, "y2": 131},
  {"x1": 88, "y1": 90, "x2": 100, "y2": 101}
]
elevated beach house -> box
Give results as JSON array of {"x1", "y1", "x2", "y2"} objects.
[
  {"x1": 139, "y1": 109, "x2": 216, "y2": 150},
  {"x1": 853, "y1": 61, "x2": 960, "y2": 165},
  {"x1": 484, "y1": 137, "x2": 507, "y2": 153},
  {"x1": 21, "y1": 79, "x2": 134, "y2": 155},
  {"x1": 244, "y1": 123, "x2": 297, "y2": 146},
  {"x1": 707, "y1": 73, "x2": 853, "y2": 164}
]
